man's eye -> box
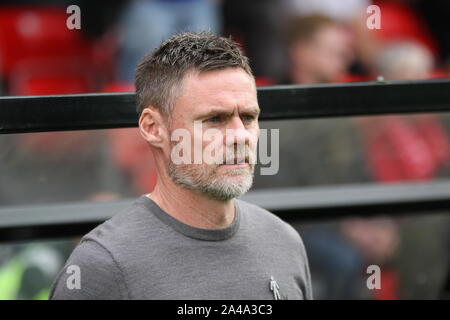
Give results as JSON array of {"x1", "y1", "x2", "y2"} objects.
[
  {"x1": 242, "y1": 115, "x2": 255, "y2": 121},
  {"x1": 205, "y1": 116, "x2": 221, "y2": 123}
]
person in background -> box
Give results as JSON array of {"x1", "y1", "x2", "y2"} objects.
[
  {"x1": 117, "y1": 0, "x2": 222, "y2": 82},
  {"x1": 222, "y1": 0, "x2": 286, "y2": 83},
  {"x1": 284, "y1": 0, "x2": 377, "y2": 79},
  {"x1": 285, "y1": 14, "x2": 354, "y2": 84},
  {"x1": 252, "y1": 14, "x2": 371, "y2": 299},
  {"x1": 355, "y1": 41, "x2": 450, "y2": 299}
]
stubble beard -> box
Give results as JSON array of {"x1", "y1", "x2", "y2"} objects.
[{"x1": 166, "y1": 146, "x2": 255, "y2": 202}]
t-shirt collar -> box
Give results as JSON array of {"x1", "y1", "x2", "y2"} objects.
[{"x1": 140, "y1": 195, "x2": 241, "y2": 241}]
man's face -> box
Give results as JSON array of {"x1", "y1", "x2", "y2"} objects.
[
  {"x1": 165, "y1": 68, "x2": 260, "y2": 201},
  {"x1": 292, "y1": 25, "x2": 353, "y2": 83}
]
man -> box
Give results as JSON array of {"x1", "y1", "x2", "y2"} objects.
[
  {"x1": 50, "y1": 32, "x2": 312, "y2": 300},
  {"x1": 286, "y1": 14, "x2": 354, "y2": 84}
]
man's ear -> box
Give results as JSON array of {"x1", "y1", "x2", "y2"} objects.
[{"x1": 138, "y1": 106, "x2": 169, "y2": 148}]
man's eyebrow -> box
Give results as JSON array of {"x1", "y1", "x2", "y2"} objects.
[
  {"x1": 240, "y1": 107, "x2": 260, "y2": 117},
  {"x1": 198, "y1": 108, "x2": 233, "y2": 118},
  {"x1": 196, "y1": 106, "x2": 260, "y2": 119}
]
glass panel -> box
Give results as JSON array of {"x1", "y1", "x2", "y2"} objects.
[
  {"x1": 293, "y1": 212, "x2": 450, "y2": 300},
  {"x1": 254, "y1": 113, "x2": 450, "y2": 189},
  {"x1": 0, "y1": 128, "x2": 153, "y2": 207}
]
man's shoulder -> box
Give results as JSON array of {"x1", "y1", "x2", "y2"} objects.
[
  {"x1": 50, "y1": 196, "x2": 158, "y2": 299},
  {"x1": 236, "y1": 198, "x2": 290, "y2": 227},
  {"x1": 49, "y1": 237, "x2": 128, "y2": 299},
  {"x1": 236, "y1": 199, "x2": 303, "y2": 244},
  {"x1": 80, "y1": 195, "x2": 159, "y2": 251}
]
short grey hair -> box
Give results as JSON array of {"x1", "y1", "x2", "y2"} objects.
[{"x1": 135, "y1": 32, "x2": 253, "y2": 119}]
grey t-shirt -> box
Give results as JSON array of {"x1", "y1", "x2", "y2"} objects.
[{"x1": 49, "y1": 195, "x2": 313, "y2": 300}]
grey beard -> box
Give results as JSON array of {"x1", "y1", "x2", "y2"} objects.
[{"x1": 166, "y1": 162, "x2": 254, "y2": 201}]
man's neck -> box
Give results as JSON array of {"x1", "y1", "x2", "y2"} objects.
[{"x1": 147, "y1": 179, "x2": 236, "y2": 230}]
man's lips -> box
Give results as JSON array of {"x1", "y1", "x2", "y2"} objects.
[
  {"x1": 220, "y1": 158, "x2": 248, "y2": 165},
  {"x1": 220, "y1": 163, "x2": 248, "y2": 167}
]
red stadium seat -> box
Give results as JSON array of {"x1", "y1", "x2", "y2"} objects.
[
  {"x1": 337, "y1": 73, "x2": 374, "y2": 83},
  {"x1": 430, "y1": 69, "x2": 449, "y2": 79},
  {"x1": 0, "y1": 6, "x2": 91, "y2": 81},
  {"x1": 255, "y1": 77, "x2": 276, "y2": 86},
  {"x1": 12, "y1": 76, "x2": 90, "y2": 95},
  {"x1": 102, "y1": 82, "x2": 135, "y2": 93},
  {"x1": 9, "y1": 58, "x2": 94, "y2": 95}
]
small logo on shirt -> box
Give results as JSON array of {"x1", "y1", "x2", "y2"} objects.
[{"x1": 269, "y1": 276, "x2": 286, "y2": 300}]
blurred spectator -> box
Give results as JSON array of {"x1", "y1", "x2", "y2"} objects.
[
  {"x1": 0, "y1": 193, "x2": 121, "y2": 300},
  {"x1": 286, "y1": 14, "x2": 354, "y2": 84},
  {"x1": 356, "y1": 40, "x2": 450, "y2": 299},
  {"x1": 117, "y1": 0, "x2": 222, "y2": 82},
  {"x1": 223, "y1": 0, "x2": 286, "y2": 82},
  {"x1": 285, "y1": 0, "x2": 370, "y2": 22},
  {"x1": 375, "y1": 41, "x2": 433, "y2": 80},
  {"x1": 255, "y1": 13, "x2": 448, "y2": 300},
  {"x1": 253, "y1": 14, "x2": 373, "y2": 299},
  {"x1": 0, "y1": 241, "x2": 74, "y2": 300},
  {"x1": 283, "y1": 0, "x2": 377, "y2": 79},
  {"x1": 361, "y1": 41, "x2": 450, "y2": 182}
]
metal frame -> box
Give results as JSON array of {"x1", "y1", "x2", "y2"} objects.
[
  {"x1": 1, "y1": 180, "x2": 450, "y2": 242},
  {"x1": 2, "y1": 79, "x2": 450, "y2": 134},
  {"x1": 1, "y1": 79, "x2": 450, "y2": 242}
]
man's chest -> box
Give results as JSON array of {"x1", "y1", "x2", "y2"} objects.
[{"x1": 125, "y1": 244, "x2": 306, "y2": 300}]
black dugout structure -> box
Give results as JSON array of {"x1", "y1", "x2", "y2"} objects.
[{"x1": 2, "y1": 78, "x2": 450, "y2": 242}]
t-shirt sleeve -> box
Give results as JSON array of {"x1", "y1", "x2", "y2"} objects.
[
  {"x1": 49, "y1": 239, "x2": 129, "y2": 300},
  {"x1": 284, "y1": 221, "x2": 314, "y2": 300},
  {"x1": 299, "y1": 237, "x2": 314, "y2": 300}
]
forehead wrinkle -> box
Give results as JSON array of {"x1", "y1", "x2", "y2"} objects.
[{"x1": 173, "y1": 69, "x2": 257, "y2": 117}]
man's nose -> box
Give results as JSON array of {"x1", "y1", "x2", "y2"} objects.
[{"x1": 225, "y1": 117, "x2": 251, "y2": 145}]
